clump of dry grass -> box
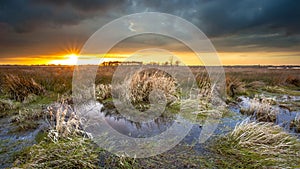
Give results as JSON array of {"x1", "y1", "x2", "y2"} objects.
[
  {"x1": 95, "y1": 84, "x2": 111, "y2": 101},
  {"x1": 195, "y1": 73, "x2": 212, "y2": 99},
  {"x1": 4, "y1": 74, "x2": 45, "y2": 102},
  {"x1": 0, "y1": 99, "x2": 14, "y2": 117},
  {"x1": 226, "y1": 77, "x2": 246, "y2": 97},
  {"x1": 214, "y1": 119, "x2": 300, "y2": 168},
  {"x1": 44, "y1": 101, "x2": 90, "y2": 142},
  {"x1": 112, "y1": 69, "x2": 179, "y2": 108},
  {"x1": 13, "y1": 100, "x2": 99, "y2": 168},
  {"x1": 240, "y1": 98, "x2": 278, "y2": 122},
  {"x1": 230, "y1": 119, "x2": 299, "y2": 154},
  {"x1": 129, "y1": 69, "x2": 178, "y2": 104},
  {"x1": 10, "y1": 108, "x2": 43, "y2": 131},
  {"x1": 246, "y1": 80, "x2": 266, "y2": 88},
  {"x1": 290, "y1": 114, "x2": 300, "y2": 133},
  {"x1": 285, "y1": 75, "x2": 300, "y2": 87}
]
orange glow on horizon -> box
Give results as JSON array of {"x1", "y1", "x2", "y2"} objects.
[{"x1": 0, "y1": 51, "x2": 299, "y2": 66}]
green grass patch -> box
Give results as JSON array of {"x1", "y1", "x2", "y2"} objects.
[
  {"x1": 263, "y1": 86, "x2": 300, "y2": 96},
  {"x1": 15, "y1": 137, "x2": 101, "y2": 169}
]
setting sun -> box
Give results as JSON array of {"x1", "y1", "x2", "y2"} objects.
[
  {"x1": 67, "y1": 54, "x2": 78, "y2": 64},
  {"x1": 49, "y1": 53, "x2": 78, "y2": 65}
]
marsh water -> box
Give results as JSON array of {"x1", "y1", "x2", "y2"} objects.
[
  {"x1": 1, "y1": 93, "x2": 300, "y2": 168},
  {"x1": 97, "y1": 93, "x2": 300, "y2": 150}
]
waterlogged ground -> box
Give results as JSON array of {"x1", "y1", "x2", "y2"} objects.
[
  {"x1": 1, "y1": 92, "x2": 300, "y2": 168},
  {"x1": 96, "y1": 92, "x2": 300, "y2": 168},
  {"x1": 0, "y1": 117, "x2": 45, "y2": 168},
  {"x1": 238, "y1": 94, "x2": 300, "y2": 136}
]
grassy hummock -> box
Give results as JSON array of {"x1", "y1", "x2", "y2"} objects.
[
  {"x1": 212, "y1": 119, "x2": 300, "y2": 168},
  {"x1": 15, "y1": 137, "x2": 100, "y2": 169}
]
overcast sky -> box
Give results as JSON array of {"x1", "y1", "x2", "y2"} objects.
[{"x1": 0, "y1": 0, "x2": 300, "y2": 65}]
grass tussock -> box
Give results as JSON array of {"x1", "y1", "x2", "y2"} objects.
[
  {"x1": 240, "y1": 98, "x2": 278, "y2": 122},
  {"x1": 226, "y1": 77, "x2": 246, "y2": 98},
  {"x1": 285, "y1": 75, "x2": 300, "y2": 87},
  {"x1": 13, "y1": 100, "x2": 99, "y2": 168},
  {"x1": 0, "y1": 99, "x2": 14, "y2": 117},
  {"x1": 95, "y1": 84, "x2": 111, "y2": 101},
  {"x1": 195, "y1": 73, "x2": 212, "y2": 98},
  {"x1": 10, "y1": 108, "x2": 43, "y2": 131},
  {"x1": 15, "y1": 137, "x2": 100, "y2": 169},
  {"x1": 112, "y1": 69, "x2": 179, "y2": 109},
  {"x1": 44, "y1": 101, "x2": 91, "y2": 142},
  {"x1": 245, "y1": 80, "x2": 266, "y2": 88},
  {"x1": 129, "y1": 69, "x2": 178, "y2": 104},
  {"x1": 213, "y1": 119, "x2": 300, "y2": 168},
  {"x1": 4, "y1": 74, "x2": 45, "y2": 102}
]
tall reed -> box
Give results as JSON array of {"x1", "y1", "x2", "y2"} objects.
[{"x1": 4, "y1": 74, "x2": 45, "y2": 101}]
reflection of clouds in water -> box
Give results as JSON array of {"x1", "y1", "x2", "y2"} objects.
[
  {"x1": 104, "y1": 110, "x2": 174, "y2": 138},
  {"x1": 76, "y1": 100, "x2": 175, "y2": 138}
]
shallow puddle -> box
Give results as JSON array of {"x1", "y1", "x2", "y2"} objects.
[{"x1": 237, "y1": 95, "x2": 300, "y2": 137}]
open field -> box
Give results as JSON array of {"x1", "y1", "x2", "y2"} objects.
[{"x1": 0, "y1": 65, "x2": 300, "y2": 168}]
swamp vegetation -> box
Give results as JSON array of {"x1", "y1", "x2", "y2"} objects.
[{"x1": 0, "y1": 65, "x2": 299, "y2": 168}]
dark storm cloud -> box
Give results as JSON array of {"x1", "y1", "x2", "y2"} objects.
[
  {"x1": 124, "y1": 0, "x2": 300, "y2": 51},
  {"x1": 0, "y1": 0, "x2": 300, "y2": 61},
  {"x1": 200, "y1": 0, "x2": 300, "y2": 36},
  {"x1": 2, "y1": 0, "x2": 299, "y2": 36},
  {"x1": 129, "y1": 0, "x2": 300, "y2": 37},
  {"x1": 35, "y1": 0, "x2": 123, "y2": 12},
  {"x1": 0, "y1": 0, "x2": 124, "y2": 33}
]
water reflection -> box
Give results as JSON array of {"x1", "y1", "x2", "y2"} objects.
[{"x1": 102, "y1": 109, "x2": 175, "y2": 138}]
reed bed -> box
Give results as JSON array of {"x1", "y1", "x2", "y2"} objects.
[{"x1": 4, "y1": 74, "x2": 45, "y2": 102}]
